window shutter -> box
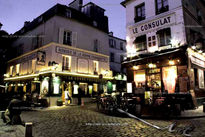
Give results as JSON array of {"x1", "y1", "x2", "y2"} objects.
[
  {"x1": 72, "y1": 32, "x2": 77, "y2": 47},
  {"x1": 58, "y1": 28, "x2": 64, "y2": 44}
]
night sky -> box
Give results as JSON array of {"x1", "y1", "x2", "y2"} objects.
[{"x1": 0, "y1": 0, "x2": 126, "y2": 39}]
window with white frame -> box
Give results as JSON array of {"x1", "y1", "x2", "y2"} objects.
[
  {"x1": 63, "y1": 31, "x2": 72, "y2": 46},
  {"x1": 62, "y1": 55, "x2": 71, "y2": 71},
  {"x1": 93, "y1": 61, "x2": 99, "y2": 75},
  {"x1": 148, "y1": 35, "x2": 157, "y2": 47}
]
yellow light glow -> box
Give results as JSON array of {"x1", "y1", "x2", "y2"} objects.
[
  {"x1": 126, "y1": 44, "x2": 137, "y2": 57},
  {"x1": 198, "y1": 50, "x2": 203, "y2": 53},
  {"x1": 191, "y1": 46, "x2": 196, "y2": 50},
  {"x1": 169, "y1": 60, "x2": 175, "y2": 65},
  {"x1": 126, "y1": 36, "x2": 130, "y2": 42},
  {"x1": 171, "y1": 38, "x2": 179, "y2": 47},
  {"x1": 133, "y1": 66, "x2": 139, "y2": 70},
  {"x1": 148, "y1": 63, "x2": 156, "y2": 68}
]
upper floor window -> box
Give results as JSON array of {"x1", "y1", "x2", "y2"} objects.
[
  {"x1": 156, "y1": 0, "x2": 169, "y2": 15},
  {"x1": 133, "y1": 35, "x2": 147, "y2": 51},
  {"x1": 120, "y1": 55, "x2": 124, "y2": 63},
  {"x1": 63, "y1": 31, "x2": 72, "y2": 46},
  {"x1": 109, "y1": 39, "x2": 116, "y2": 48},
  {"x1": 94, "y1": 39, "x2": 99, "y2": 52},
  {"x1": 110, "y1": 52, "x2": 115, "y2": 62},
  {"x1": 62, "y1": 55, "x2": 71, "y2": 71},
  {"x1": 32, "y1": 34, "x2": 43, "y2": 49},
  {"x1": 157, "y1": 28, "x2": 171, "y2": 47},
  {"x1": 120, "y1": 42, "x2": 124, "y2": 50},
  {"x1": 135, "y1": 3, "x2": 145, "y2": 23},
  {"x1": 65, "y1": 9, "x2": 71, "y2": 18}
]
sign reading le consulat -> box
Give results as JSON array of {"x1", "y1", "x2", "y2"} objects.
[{"x1": 132, "y1": 15, "x2": 173, "y2": 34}]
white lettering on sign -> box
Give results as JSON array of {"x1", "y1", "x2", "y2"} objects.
[
  {"x1": 56, "y1": 46, "x2": 108, "y2": 62},
  {"x1": 131, "y1": 15, "x2": 175, "y2": 35},
  {"x1": 190, "y1": 56, "x2": 205, "y2": 68}
]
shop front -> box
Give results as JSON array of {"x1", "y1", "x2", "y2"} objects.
[
  {"x1": 124, "y1": 47, "x2": 188, "y2": 94},
  {"x1": 4, "y1": 71, "x2": 113, "y2": 106}
]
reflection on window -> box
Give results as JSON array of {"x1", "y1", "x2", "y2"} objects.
[
  {"x1": 133, "y1": 35, "x2": 147, "y2": 51},
  {"x1": 156, "y1": 0, "x2": 169, "y2": 15},
  {"x1": 63, "y1": 31, "x2": 72, "y2": 46},
  {"x1": 157, "y1": 28, "x2": 171, "y2": 47},
  {"x1": 135, "y1": 3, "x2": 145, "y2": 22}
]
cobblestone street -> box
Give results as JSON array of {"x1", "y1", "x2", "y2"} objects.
[{"x1": 20, "y1": 104, "x2": 205, "y2": 137}]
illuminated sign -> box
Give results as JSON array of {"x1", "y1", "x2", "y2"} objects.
[
  {"x1": 198, "y1": 69, "x2": 205, "y2": 89},
  {"x1": 127, "y1": 83, "x2": 132, "y2": 93},
  {"x1": 56, "y1": 46, "x2": 108, "y2": 62},
  {"x1": 131, "y1": 14, "x2": 175, "y2": 35}
]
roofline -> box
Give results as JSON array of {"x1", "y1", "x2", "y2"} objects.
[
  {"x1": 120, "y1": 0, "x2": 132, "y2": 7},
  {"x1": 109, "y1": 35, "x2": 126, "y2": 42},
  {"x1": 82, "y1": 2, "x2": 106, "y2": 11}
]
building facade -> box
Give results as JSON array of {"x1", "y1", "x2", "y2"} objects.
[
  {"x1": 4, "y1": 1, "x2": 113, "y2": 106},
  {"x1": 108, "y1": 32, "x2": 126, "y2": 78},
  {"x1": 121, "y1": 0, "x2": 205, "y2": 99}
]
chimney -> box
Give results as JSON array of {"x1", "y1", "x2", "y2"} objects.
[
  {"x1": 109, "y1": 32, "x2": 113, "y2": 36},
  {"x1": 69, "y1": 0, "x2": 83, "y2": 11},
  {"x1": 24, "y1": 21, "x2": 30, "y2": 27},
  {"x1": 0, "y1": 22, "x2": 2, "y2": 30}
]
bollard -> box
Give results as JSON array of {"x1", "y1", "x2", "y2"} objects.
[
  {"x1": 25, "y1": 122, "x2": 32, "y2": 137},
  {"x1": 203, "y1": 102, "x2": 205, "y2": 113},
  {"x1": 0, "y1": 111, "x2": 5, "y2": 119}
]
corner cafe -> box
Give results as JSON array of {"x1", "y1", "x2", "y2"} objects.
[
  {"x1": 132, "y1": 16, "x2": 172, "y2": 34},
  {"x1": 123, "y1": 45, "x2": 205, "y2": 102}
]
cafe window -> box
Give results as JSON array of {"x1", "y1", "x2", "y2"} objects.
[
  {"x1": 63, "y1": 31, "x2": 72, "y2": 46},
  {"x1": 10, "y1": 66, "x2": 14, "y2": 76},
  {"x1": 62, "y1": 55, "x2": 71, "y2": 71},
  {"x1": 16, "y1": 64, "x2": 20, "y2": 75},
  {"x1": 133, "y1": 35, "x2": 147, "y2": 51},
  {"x1": 93, "y1": 61, "x2": 99, "y2": 75},
  {"x1": 148, "y1": 35, "x2": 157, "y2": 47},
  {"x1": 156, "y1": 0, "x2": 169, "y2": 15},
  {"x1": 135, "y1": 3, "x2": 145, "y2": 23},
  {"x1": 157, "y1": 28, "x2": 171, "y2": 47}
]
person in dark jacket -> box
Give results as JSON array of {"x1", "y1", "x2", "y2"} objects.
[
  {"x1": 78, "y1": 87, "x2": 82, "y2": 105},
  {"x1": 4, "y1": 95, "x2": 22, "y2": 125}
]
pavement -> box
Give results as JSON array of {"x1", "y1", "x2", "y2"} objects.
[
  {"x1": 19, "y1": 103, "x2": 205, "y2": 137},
  {"x1": 1, "y1": 103, "x2": 205, "y2": 137},
  {"x1": 0, "y1": 119, "x2": 25, "y2": 137}
]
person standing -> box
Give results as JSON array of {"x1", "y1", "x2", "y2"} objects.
[{"x1": 78, "y1": 87, "x2": 82, "y2": 105}]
